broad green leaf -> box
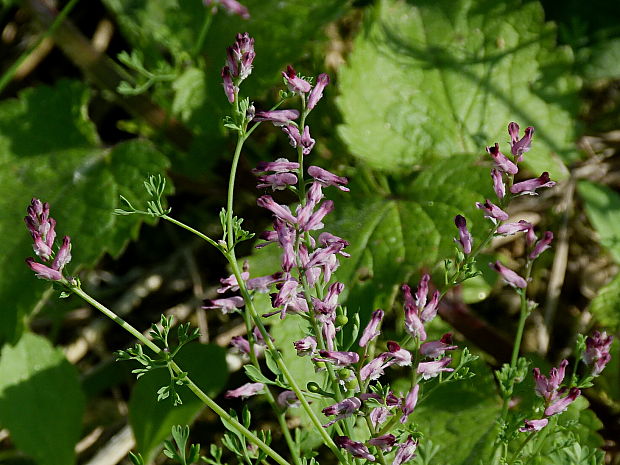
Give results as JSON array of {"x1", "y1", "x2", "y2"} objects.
[
  {"x1": 588, "y1": 271, "x2": 620, "y2": 331},
  {"x1": 0, "y1": 333, "x2": 85, "y2": 465},
  {"x1": 412, "y1": 359, "x2": 500, "y2": 464},
  {"x1": 578, "y1": 180, "x2": 620, "y2": 263},
  {"x1": 0, "y1": 80, "x2": 170, "y2": 344},
  {"x1": 337, "y1": 0, "x2": 580, "y2": 178},
  {"x1": 129, "y1": 343, "x2": 228, "y2": 463},
  {"x1": 582, "y1": 38, "x2": 620, "y2": 80},
  {"x1": 329, "y1": 155, "x2": 493, "y2": 319}
]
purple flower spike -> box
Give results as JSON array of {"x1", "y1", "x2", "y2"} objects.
[
  {"x1": 544, "y1": 387, "x2": 581, "y2": 417},
  {"x1": 253, "y1": 109, "x2": 300, "y2": 126},
  {"x1": 529, "y1": 231, "x2": 553, "y2": 259},
  {"x1": 393, "y1": 436, "x2": 418, "y2": 465},
  {"x1": 308, "y1": 166, "x2": 350, "y2": 191},
  {"x1": 256, "y1": 172, "x2": 298, "y2": 191},
  {"x1": 202, "y1": 296, "x2": 245, "y2": 314},
  {"x1": 496, "y1": 220, "x2": 533, "y2": 236},
  {"x1": 359, "y1": 309, "x2": 384, "y2": 347},
  {"x1": 225, "y1": 33, "x2": 255, "y2": 79},
  {"x1": 489, "y1": 261, "x2": 527, "y2": 288},
  {"x1": 476, "y1": 199, "x2": 509, "y2": 222},
  {"x1": 400, "y1": 384, "x2": 419, "y2": 424},
  {"x1": 533, "y1": 359, "x2": 569, "y2": 402},
  {"x1": 323, "y1": 398, "x2": 362, "y2": 427},
  {"x1": 307, "y1": 73, "x2": 330, "y2": 110},
  {"x1": 334, "y1": 436, "x2": 375, "y2": 461},
  {"x1": 367, "y1": 434, "x2": 396, "y2": 451},
  {"x1": 486, "y1": 143, "x2": 518, "y2": 175},
  {"x1": 491, "y1": 168, "x2": 505, "y2": 199},
  {"x1": 454, "y1": 215, "x2": 472, "y2": 254},
  {"x1": 26, "y1": 258, "x2": 63, "y2": 281},
  {"x1": 510, "y1": 172, "x2": 556, "y2": 195},
  {"x1": 583, "y1": 331, "x2": 613, "y2": 376},
  {"x1": 205, "y1": 0, "x2": 250, "y2": 19},
  {"x1": 282, "y1": 65, "x2": 312, "y2": 94},
  {"x1": 519, "y1": 418, "x2": 548, "y2": 432},
  {"x1": 224, "y1": 382, "x2": 264, "y2": 399},
  {"x1": 508, "y1": 122, "x2": 534, "y2": 162},
  {"x1": 417, "y1": 357, "x2": 454, "y2": 379}
]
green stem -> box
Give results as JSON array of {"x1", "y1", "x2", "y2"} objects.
[
  {"x1": 70, "y1": 286, "x2": 292, "y2": 465},
  {"x1": 0, "y1": 0, "x2": 82, "y2": 94},
  {"x1": 162, "y1": 215, "x2": 219, "y2": 249},
  {"x1": 226, "y1": 133, "x2": 246, "y2": 250},
  {"x1": 192, "y1": 9, "x2": 213, "y2": 59}
]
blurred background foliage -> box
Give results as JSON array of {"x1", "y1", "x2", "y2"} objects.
[{"x1": 0, "y1": 0, "x2": 619, "y2": 464}]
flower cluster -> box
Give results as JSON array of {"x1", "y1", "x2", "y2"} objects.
[
  {"x1": 221, "y1": 33, "x2": 255, "y2": 103},
  {"x1": 24, "y1": 198, "x2": 72, "y2": 282},
  {"x1": 453, "y1": 123, "x2": 556, "y2": 288}
]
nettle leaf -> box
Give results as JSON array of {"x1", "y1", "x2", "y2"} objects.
[
  {"x1": 329, "y1": 155, "x2": 492, "y2": 319},
  {"x1": 0, "y1": 333, "x2": 85, "y2": 465},
  {"x1": 0, "y1": 80, "x2": 170, "y2": 343},
  {"x1": 129, "y1": 343, "x2": 228, "y2": 464},
  {"x1": 337, "y1": 0, "x2": 580, "y2": 178},
  {"x1": 578, "y1": 180, "x2": 620, "y2": 263}
]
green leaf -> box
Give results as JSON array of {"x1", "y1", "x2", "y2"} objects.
[
  {"x1": 329, "y1": 155, "x2": 492, "y2": 319},
  {"x1": 128, "y1": 343, "x2": 228, "y2": 463},
  {"x1": 337, "y1": 0, "x2": 580, "y2": 178},
  {"x1": 587, "y1": 271, "x2": 620, "y2": 331},
  {"x1": 0, "y1": 80, "x2": 170, "y2": 344},
  {"x1": 578, "y1": 180, "x2": 620, "y2": 263},
  {"x1": 412, "y1": 359, "x2": 500, "y2": 464},
  {"x1": 582, "y1": 38, "x2": 620, "y2": 80},
  {"x1": 172, "y1": 67, "x2": 208, "y2": 124},
  {"x1": 0, "y1": 333, "x2": 85, "y2": 465}
]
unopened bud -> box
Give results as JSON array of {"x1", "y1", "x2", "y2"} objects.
[
  {"x1": 336, "y1": 315, "x2": 348, "y2": 327},
  {"x1": 307, "y1": 382, "x2": 321, "y2": 393}
]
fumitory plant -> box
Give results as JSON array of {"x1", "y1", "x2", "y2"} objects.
[{"x1": 21, "y1": 26, "x2": 614, "y2": 465}]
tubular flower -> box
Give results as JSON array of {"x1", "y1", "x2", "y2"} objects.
[
  {"x1": 544, "y1": 388, "x2": 581, "y2": 417},
  {"x1": 334, "y1": 436, "x2": 375, "y2": 461},
  {"x1": 359, "y1": 309, "x2": 384, "y2": 347},
  {"x1": 400, "y1": 384, "x2": 419, "y2": 424},
  {"x1": 519, "y1": 418, "x2": 548, "y2": 432},
  {"x1": 315, "y1": 350, "x2": 359, "y2": 367},
  {"x1": 224, "y1": 382, "x2": 264, "y2": 399},
  {"x1": 510, "y1": 172, "x2": 556, "y2": 195},
  {"x1": 253, "y1": 109, "x2": 300, "y2": 126},
  {"x1": 476, "y1": 199, "x2": 509, "y2": 222},
  {"x1": 282, "y1": 65, "x2": 312, "y2": 94},
  {"x1": 393, "y1": 436, "x2": 418, "y2": 465},
  {"x1": 529, "y1": 231, "x2": 553, "y2": 259},
  {"x1": 224, "y1": 32, "x2": 255, "y2": 79},
  {"x1": 322, "y1": 397, "x2": 362, "y2": 427},
  {"x1": 454, "y1": 215, "x2": 472, "y2": 254},
  {"x1": 417, "y1": 357, "x2": 454, "y2": 379},
  {"x1": 308, "y1": 166, "x2": 350, "y2": 191},
  {"x1": 307, "y1": 73, "x2": 330, "y2": 110},
  {"x1": 256, "y1": 172, "x2": 298, "y2": 191},
  {"x1": 204, "y1": 0, "x2": 250, "y2": 19},
  {"x1": 508, "y1": 122, "x2": 534, "y2": 162},
  {"x1": 486, "y1": 143, "x2": 518, "y2": 175},
  {"x1": 252, "y1": 158, "x2": 300, "y2": 173},
  {"x1": 282, "y1": 125, "x2": 315, "y2": 154},
  {"x1": 496, "y1": 220, "x2": 533, "y2": 236},
  {"x1": 533, "y1": 359, "x2": 569, "y2": 403},
  {"x1": 368, "y1": 434, "x2": 396, "y2": 451},
  {"x1": 293, "y1": 336, "x2": 317, "y2": 356},
  {"x1": 420, "y1": 333, "x2": 458, "y2": 358},
  {"x1": 202, "y1": 296, "x2": 245, "y2": 314},
  {"x1": 489, "y1": 261, "x2": 527, "y2": 288},
  {"x1": 491, "y1": 168, "x2": 505, "y2": 199}
]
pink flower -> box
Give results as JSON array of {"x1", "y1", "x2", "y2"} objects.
[
  {"x1": 476, "y1": 199, "x2": 509, "y2": 222},
  {"x1": 491, "y1": 168, "x2": 505, "y2": 199},
  {"x1": 334, "y1": 436, "x2": 375, "y2": 461},
  {"x1": 253, "y1": 109, "x2": 300, "y2": 126},
  {"x1": 359, "y1": 309, "x2": 384, "y2": 347},
  {"x1": 508, "y1": 122, "x2": 534, "y2": 162},
  {"x1": 486, "y1": 143, "x2": 518, "y2": 175},
  {"x1": 496, "y1": 220, "x2": 533, "y2": 236},
  {"x1": 221, "y1": 66, "x2": 237, "y2": 103},
  {"x1": 277, "y1": 390, "x2": 300, "y2": 408},
  {"x1": 293, "y1": 336, "x2": 317, "y2": 356},
  {"x1": 519, "y1": 418, "x2": 548, "y2": 432},
  {"x1": 510, "y1": 172, "x2": 556, "y2": 195},
  {"x1": 282, "y1": 65, "x2": 312, "y2": 94},
  {"x1": 489, "y1": 261, "x2": 527, "y2": 288},
  {"x1": 315, "y1": 350, "x2": 359, "y2": 366},
  {"x1": 204, "y1": 0, "x2": 250, "y2": 19},
  {"x1": 256, "y1": 172, "x2": 298, "y2": 191},
  {"x1": 202, "y1": 296, "x2": 245, "y2": 314},
  {"x1": 529, "y1": 231, "x2": 553, "y2": 259},
  {"x1": 224, "y1": 382, "x2": 264, "y2": 399},
  {"x1": 454, "y1": 215, "x2": 472, "y2": 254},
  {"x1": 417, "y1": 357, "x2": 454, "y2": 379},
  {"x1": 322, "y1": 398, "x2": 362, "y2": 427},
  {"x1": 533, "y1": 359, "x2": 568, "y2": 403},
  {"x1": 257, "y1": 195, "x2": 297, "y2": 223},
  {"x1": 393, "y1": 436, "x2": 417, "y2": 465},
  {"x1": 25, "y1": 258, "x2": 63, "y2": 281},
  {"x1": 420, "y1": 333, "x2": 457, "y2": 358},
  {"x1": 544, "y1": 388, "x2": 580, "y2": 416},
  {"x1": 367, "y1": 434, "x2": 396, "y2": 450},
  {"x1": 583, "y1": 331, "x2": 613, "y2": 376},
  {"x1": 307, "y1": 73, "x2": 330, "y2": 110},
  {"x1": 308, "y1": 166, "x2": 349, "y2": 191},
  {"x1": 252, "y1": 159, "x2": 300, "y2": 173},
  {"x1": 400, "y1": 384, "x2": 419, "y2": 424}
]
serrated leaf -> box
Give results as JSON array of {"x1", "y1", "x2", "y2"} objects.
[
  {"x1": 0, "y1": 80, "x2": 169, "y2": 344},
  {"x1": 328, "y1": 155, "x2": 492, "y2": 320},
  {"x1": 0, "y1": 333, "x2": 85, "y2": 465},
  {"x1": 578, "y1": 180, "x2": 620, "y2": 263},
  {"x1": 129, "y1": 343, "x2": 228, "y2": 464},
  {"x1": 337, "y1": 0, "x2": 580, "y2": 178}
]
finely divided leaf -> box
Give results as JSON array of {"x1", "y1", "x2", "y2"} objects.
[{"x1": 337, "y1": 0, "x2": 580, "y2": 177}]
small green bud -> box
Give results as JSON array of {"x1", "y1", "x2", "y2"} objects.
[
  {"x1": 336, "y1": 315, "x2": 348, "y2": 326},
  {"x1": 344, "y1": 377, "x2": 358, "y2": 390},
  {"x1": 314, "y1": 361, "x2": 326, "y2": 370},
  {"x1": 337, "y1": 368, "x2": 352, "y2": 380},
  {"x1": 307, "y1": 382, "x2": 321, "y2": 393}
]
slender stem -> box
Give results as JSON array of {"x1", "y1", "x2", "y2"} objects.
[
  {"x1": 0, "y1": 0, "x2": 82, "y2": 94},
  {"x1": 227, "y1": 133, "x2": 246, "y2": 250},
  {"x1": 70, "y1": 286, "x2": 292, "y2": 465},
  {"x1": 507, "y1": 431, "x2": 536, "y2": 465},
  {"x1": 192, "y1": 9, "x2": 213, "y2": 59},
  {"x1": 162, "y1": 215, "x2": 219, "y2": 248}
]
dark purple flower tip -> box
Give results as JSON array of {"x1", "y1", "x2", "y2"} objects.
[
  {"x1": 489, "y1": 261, "x2": 527, "y2": 288},
  {"x1": 282, "y1": 65, "x2": 312, "y2": 94},
  {"x1": 544, "y1": 387, "x2": 581, "y2": 417},
  {"x1": 253, "y1": 109, "x2": 300, "y2": 126},
  {"x1": 510, "y1": 172, "x2": 556, "y2": 195},
  {"x1": 307, "y1": 73, "x2": 330, "y2": 111},
  {"x1": 368, "y1": 434, "x2": 396, "y2": 450},
  {"x1": 476, "y1": 199, "x2": 509, "y2": 222},
  {"x1": 454, "y1": 215, "x2": 473, "y2": 254},
  {"x1": 334, "y1": 436, "x2": 375, "y2": 461},
  {"x1": 529, "y1": 231, "x2": 553, "y2": 259},
  {"x1": 293, "y1": 336, "x2": 317, "y2": 356}
]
